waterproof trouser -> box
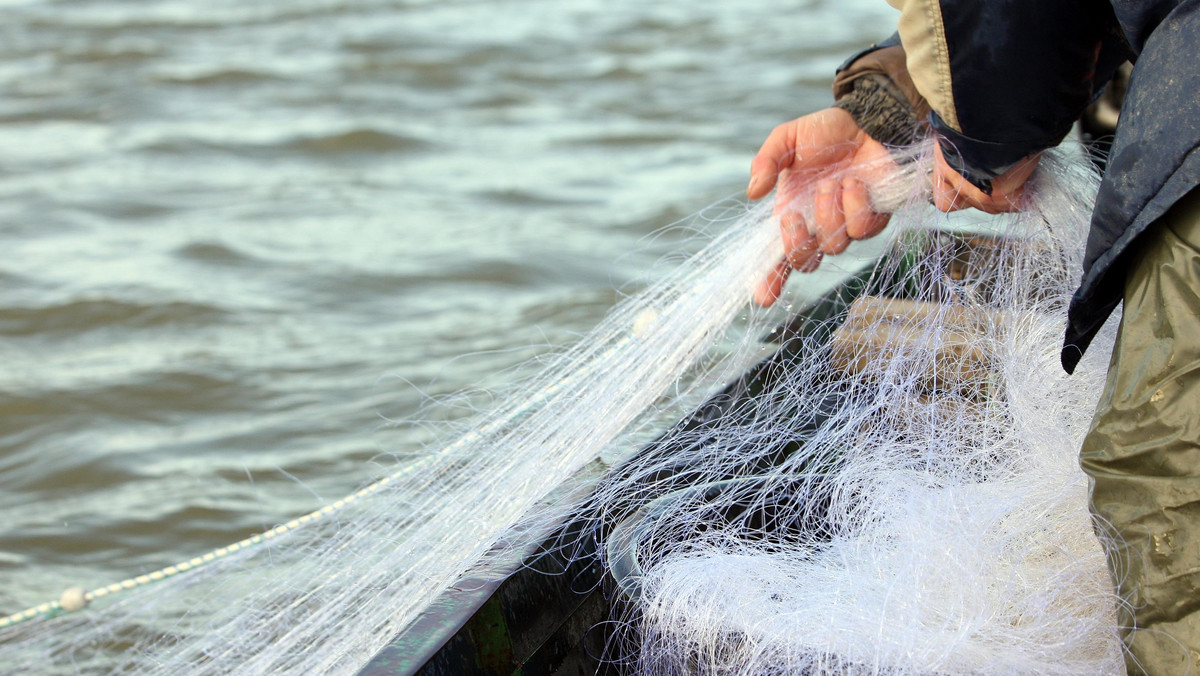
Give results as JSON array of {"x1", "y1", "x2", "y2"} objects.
[{"x1": 1082, "y1": 187, "x2": 1200, "y2": 675}]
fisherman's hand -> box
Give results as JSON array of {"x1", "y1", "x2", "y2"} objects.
[
  {"x1": 932, "y1": 142, "x2": 1040, "y2": 214},
  {"x1": 747, "y1": 107, "x2": 895, "y2": 307}
]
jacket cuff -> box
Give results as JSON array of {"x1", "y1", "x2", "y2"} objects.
[
  {"x1": 833, "y1": 75, "x2": 926, "y2": 148},
  {"x1": 930, "y1": 111, "x2": 1059, "y2": 194},
  {"x1": 832, "y1": 38, "x2": 931, "y2": 152}
]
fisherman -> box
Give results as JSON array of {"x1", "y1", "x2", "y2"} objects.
[{"x1": 746, "y1": 3, "x2": 1200, "y2": 673}]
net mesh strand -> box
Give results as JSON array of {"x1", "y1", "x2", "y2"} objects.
[
  {"x1": 590, "y1": 144, "x2": 1123, "y2": 675},
  {"x1": 0, "y1": 140, "x2": 1122, "y2": 675}
]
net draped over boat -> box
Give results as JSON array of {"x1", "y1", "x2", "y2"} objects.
[
  {"x1": 592, "y1": 146, "x2": 1123, "y2": 676},
  {"x1": 0, "y1": 139, "x2": 1123, "y2": 674}
]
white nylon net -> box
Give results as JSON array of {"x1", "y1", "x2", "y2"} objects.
[{"x1": 0, "y1": 140, "x2": 1122, "y2": 675}]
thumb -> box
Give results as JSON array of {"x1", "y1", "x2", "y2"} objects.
[
  {"x1": 748, "y1": 122, "x2": 799, "y2": 199},
  {"x1": 748, "y1": 108, "x2": 861, "y2": 199}
]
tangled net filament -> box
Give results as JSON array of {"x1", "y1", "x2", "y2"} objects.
[
  {"x1": 593, "y1": 144, "x2": 1123, "y2": 675},
  {"x1": 0, "y1": 139, "x2": 1119, "y2": 676}
]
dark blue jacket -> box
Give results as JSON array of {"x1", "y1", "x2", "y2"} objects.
[{"x1": 1067, "y1": 1, "x2": 1200, "y2": 372}]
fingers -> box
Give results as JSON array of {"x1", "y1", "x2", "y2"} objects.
[
  {"x1": 777, "y1": 203, "x2": 822, "y2": 272},
  {"x1": 778, "y1": 172, "x2": 875, "y2": 267},
  {"x1": 746, "y1": 108, "x2": 884, "y2": 304},
  {"x1": 748, "y1": 122, "x2": 797, "y2": 200},
  {"x1": 753, "y1": 259, "x2": 792, "y2": 307},
  {"x1": 748, "y1": 108, "x2": 862, "y2": 200},
  {"x1": 933, "y1": 165, "x2": 969, "y2": 212},
  {"x1": 989, "y1": 153, "x2": 1040, "y2": 211},
  {"x1": 842, "y1": 176, "x2": 890, "y2": 239},
  {"x1": 932, "y1": 143, "x2": 1040, "y2": 214},
  {"x1": 754, "y1": 204, "x2": 820, "y2": 307},
  {"x1": 814, "y1": 178, "x2": 849, "y2": 255},
  {"x1": 796, "y1": 176, "x2": 885, "y2": 256}
]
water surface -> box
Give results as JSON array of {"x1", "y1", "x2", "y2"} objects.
[{"x1": 0, "y1": 0, "x2": 896, "y2": 622}]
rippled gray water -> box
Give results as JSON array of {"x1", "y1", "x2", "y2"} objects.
[{"x1": 0, "y1": 0, "x2": 894, "y2": 624}]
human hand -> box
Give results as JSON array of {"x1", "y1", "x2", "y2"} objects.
[
  {"x1": 931, "y1": 142, "x2": 1040, "y2": 214},
  {"x1": 747, "y1": 107, "x2": 897, "y2": 306}
]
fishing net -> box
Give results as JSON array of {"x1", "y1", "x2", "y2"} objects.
[
  {"x1": 0, "y1": 138, "x2": 1122, "y2": 674},
  {"x1": 590, "y1": 144, "x2": 1124, "y2": 675}
]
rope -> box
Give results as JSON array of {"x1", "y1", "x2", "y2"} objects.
[
  {"x1": 0, "y1": 331, "x2": 640, "y2": 630},
  {"x1": 0, "y1": 472, "x2": 398, "y2": 629}
]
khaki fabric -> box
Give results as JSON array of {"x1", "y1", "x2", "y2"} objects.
[
  {"x1": 884, "y1": 0, "x2": 959, "y2": 131},
  {"x1": 1082, "y1": 186, "x2": 1200, "y2": 675}
]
